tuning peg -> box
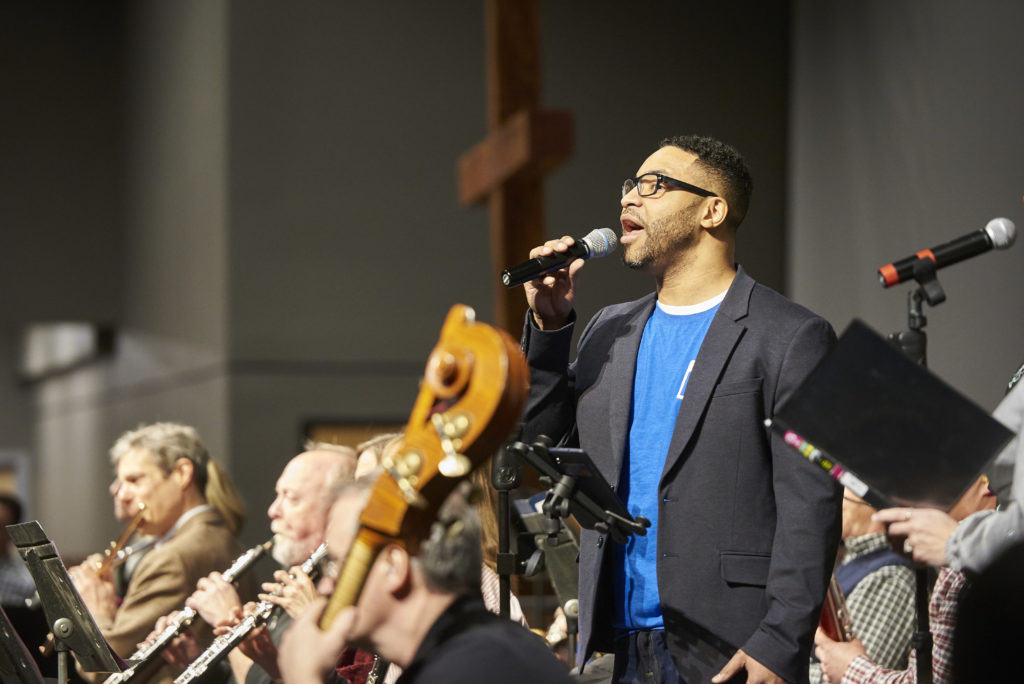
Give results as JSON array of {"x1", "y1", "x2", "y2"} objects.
[{"x1": 431, "y1": 413, "x2": 472, "y2": 477}]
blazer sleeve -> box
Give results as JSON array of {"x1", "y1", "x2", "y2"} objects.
[{"x1": 519, "y1": 309, "x2": 579, "y2": 447}]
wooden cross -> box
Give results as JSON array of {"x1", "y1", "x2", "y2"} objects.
[{"x1": 457, "y1": 0, "x2": 574, "y2": 334}]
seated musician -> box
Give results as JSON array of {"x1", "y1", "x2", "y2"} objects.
[
  {"x1": 814, "y1": 474, "x2": 997, "y2": 683},
  {"x1": 276, "y1": 481, "x2": 572, "y2": 684},
  {"x1": 69, "y1": 422, "x2": 248, "y2": 684},
  {"x1": 152, "y1": 443, "x2": 363, "y2": 684},
  {"x1": 809, "y1": 488, "x2": 916, "y2": 684}
]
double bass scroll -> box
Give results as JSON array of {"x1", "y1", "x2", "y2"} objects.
[{"x1": 320, "y1": 304, "x2": 530, "y2": 629}]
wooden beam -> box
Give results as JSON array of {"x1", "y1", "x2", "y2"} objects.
[
  {"x1": 457, "y1": 108, "x2": 573, "y2": 206},
  {"x1": 486, "y1": 0, "x2": 540, "y2": 126},
  {"x1": 456, "y1": 0, "x2": 575, "y2": 335}
]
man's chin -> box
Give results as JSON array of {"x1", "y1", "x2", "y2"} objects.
[
  {"x1": 271, "y1": 540, "x2": 303, "y2": 568},
  {"x1": 621, "y1": 250, "x2": 650, "y2": 271}
]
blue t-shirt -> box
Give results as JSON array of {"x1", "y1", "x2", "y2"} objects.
[{"x1": 613, "y1": 293, "x2": 724, "y2": 633}]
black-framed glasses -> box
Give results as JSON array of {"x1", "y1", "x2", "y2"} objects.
[{"x1": 622, "y1": 172, "x2": 717, "y2": 199}]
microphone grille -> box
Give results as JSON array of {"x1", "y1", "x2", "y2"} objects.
[
  {"x1": 985, "y1": 217, "x2": 1016, "y2": 249},
  {"x1": 582, "y1": 227, "x2": 619, "y2": 258}
]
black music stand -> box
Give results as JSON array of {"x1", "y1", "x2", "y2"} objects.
[
  {"x1": 508, "y1": 438, "x2": 649, "y2": 544},
  {"x1": 0, "y1": 605, "x2": 44, "y2": 684},
  {"x1": 503, "y1": 437, "x2": 650, "y2": 668},
  {"x1": 7, "y1": 521, "x2": 123, "y2": 684}
]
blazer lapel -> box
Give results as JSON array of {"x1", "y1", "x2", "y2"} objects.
[
  {"x1": 661, "y1": 267, "x2": 755, "y2": 479},
  {"x1": 605, "y1": 295, "x2": 657, "y2": 484}
]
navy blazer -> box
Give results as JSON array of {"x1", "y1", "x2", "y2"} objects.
[{"x1": 521, "y1": 266, "x2": 842, "y2": 684}]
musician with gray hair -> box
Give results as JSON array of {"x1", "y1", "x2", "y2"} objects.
[
  {"x1": 277, "y1": 485, "x2": 571, "y2": 684},
  {"x1": 153, "y1": 442, "x2": 359, "y2": 684},
  {"x1": 70, "y1": 422, "x2": 248, "y2": 684}
]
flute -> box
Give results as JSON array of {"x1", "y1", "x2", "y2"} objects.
[
  {"x1": 102, "y1": 539, "x2": 273, "y2": 684},
  {"x1": 173, "y1": 542, "x2": 329, "y2": 684}
]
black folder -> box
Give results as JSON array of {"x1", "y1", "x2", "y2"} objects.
[{"x1": 770, "y1": 319, "x2": 1015, "y2": 511}]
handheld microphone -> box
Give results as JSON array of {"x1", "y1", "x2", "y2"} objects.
[
  {"x1": 501, "y1": 228, "x2": 618, "y2": 287},
  {"x1": 877, "y1": 217, "x2": 1016, "y2": 288}
]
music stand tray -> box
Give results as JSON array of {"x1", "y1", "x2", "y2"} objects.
[
  {"x1": 7, "y1": 521, "x2": 123, "y2": 675},
  {"x1": 770, "y1": 319, "x2": 1014, "y2": 510},
  {"x1": 509, "y1": 440, "x2": 649, "y2": 544}
]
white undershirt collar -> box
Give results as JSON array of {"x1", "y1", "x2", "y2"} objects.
[{"x1": 656, "y1": 290, "x2": 727, "y2": 316}]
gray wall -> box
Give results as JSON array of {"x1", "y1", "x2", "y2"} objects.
[
  {"x1": 0, "y1": 2, "x2": 125, "y2": 325},
  {"x1": 791, "y1": 0, "x2": 1024, "y2": 412},
  {"x1": 28, "y1": 0, "x2": 234, "y2": 553}
]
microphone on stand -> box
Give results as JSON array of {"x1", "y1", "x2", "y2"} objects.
[
  {"x1": 501, "y1": 228, "x2": 619, "y2": 287},
  {"x1": 877, "y1": 218, "x2": 1016, "y2": 288}
]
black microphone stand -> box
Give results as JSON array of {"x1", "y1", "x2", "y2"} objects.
[
  {"x1": 886, "y1": 257, "x2": 944, "y2": 684},
  {"x1": 491, "y1": 440, "x2": 524, "y2": 620}
]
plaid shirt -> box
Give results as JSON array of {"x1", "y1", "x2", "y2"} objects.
[
  {"x1": 811, "y1": 534, "x2": 916, "y2": 684},
  {"x1": 840, "y1": 567, "x2": 965, "y2": 684}
]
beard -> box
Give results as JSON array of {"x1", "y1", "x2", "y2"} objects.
[
  {"x1": 621, "y1": 208, "x2": 698, "y2": 271},
  {"x1": 271, "y1": 532, "x2": 318, "y2": 568}
]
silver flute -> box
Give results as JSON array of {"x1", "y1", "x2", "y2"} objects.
[
  {"x1": 102, "y1": 539, "x2": 273, "y2": 684},
  {"x1": 173, "y1": 542, "x2": 329, "y2": 684}
]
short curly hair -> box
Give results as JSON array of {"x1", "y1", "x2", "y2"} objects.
[{"x1": 659, "y1": 134, "x2": 753, "y2": 227}]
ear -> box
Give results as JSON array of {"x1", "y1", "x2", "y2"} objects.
[
  {"x1": 171, "y1": 457, "x2": 195, "y2": 490},
  {"x1": 382, "y1": 545, "x2": 410, "y2": 593},
  {"x1": 699, "y1": 196, "x2": 730, "y2": 230}
]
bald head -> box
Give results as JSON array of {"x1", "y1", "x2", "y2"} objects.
[
  {"x1": 268, "y1": 448, "x2": 356, "y2": 566},
  {"x1": 298, "y1": 448, "x2": 357, "y2": 498}
]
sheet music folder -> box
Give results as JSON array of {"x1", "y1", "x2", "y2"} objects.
[{"x1": 770, "y1": 319, "x2": 1014, "y2": 511}]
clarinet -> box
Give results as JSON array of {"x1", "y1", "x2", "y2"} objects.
[
  {"x1": 366, "y1": 655, "x2": 388, "y2": 684},
  {"x1": 173, "y1": 542, "x2": 329, "y2": 684},
  {"x1": 103, "y1": 539, "x2": 273, "y2": 684}
]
